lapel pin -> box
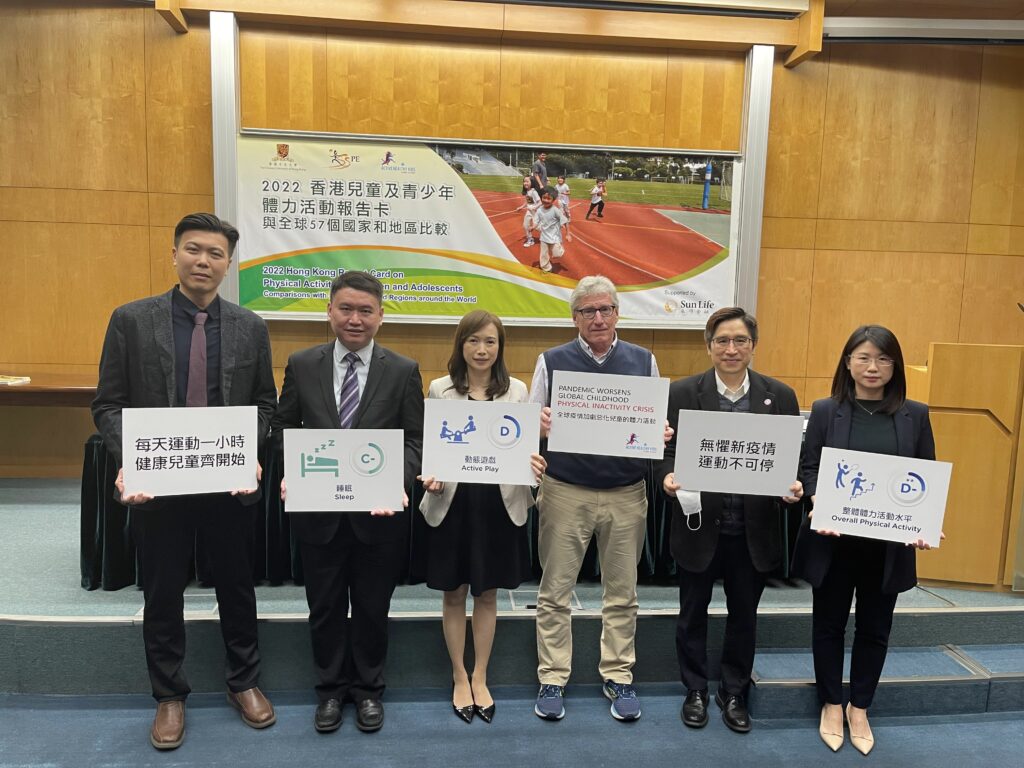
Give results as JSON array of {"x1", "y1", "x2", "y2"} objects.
[{"x1": 764, "y1": 399, "x2": 772, "y2": 406}]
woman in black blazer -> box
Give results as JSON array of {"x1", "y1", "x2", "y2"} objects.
[{"x1": 792, "y1": 325, "x2": 940, "y2": 755}]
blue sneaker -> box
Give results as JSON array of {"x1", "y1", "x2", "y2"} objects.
[
  {"x1": 603, "y1": 680, "x2": 641, "y2": 721},
  {"x1": 534, "y1": 684, "x2": 565, "y2": 720}
]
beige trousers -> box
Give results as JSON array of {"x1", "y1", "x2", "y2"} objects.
[{"x1": 535, "y1": 474, "x2": 648, "y2": 686}]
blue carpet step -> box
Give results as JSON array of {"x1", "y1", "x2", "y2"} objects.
[{"x1": 749, "y1": 645, "x2": 1012, "y2": 718}]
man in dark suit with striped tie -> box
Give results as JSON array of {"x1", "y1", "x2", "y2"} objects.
[
  {"x1": 92, "y1": 213, "x2": 278, "y2": 750},
  {"x1": 273, "y1": 270, "x2": 423, "y2": 734}
]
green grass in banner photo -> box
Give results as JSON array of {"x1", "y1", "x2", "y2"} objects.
[
  {"x1": 240, "y1": 250, "x2": 569, "y2": 319},
  {"x1": 461, "y1": 175, "x2": 730, "y2": 210}
]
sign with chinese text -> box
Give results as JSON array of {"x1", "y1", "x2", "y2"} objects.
[
  {"x1": 421, "y1": 400, "x2": 541, "y2": 485},
  {"x1": 547, "y1": 371, "x2": 669, "y2": 459},
  {"x1": 236, "y1": 134, "x2": 737, "y2": 327},
  {"x1": 283, "y1": 429, "x2": 404, "y2": 512},
  {"x1": 122, "y1": 406, "x2": 257, "y2": 497},
  {"x1": 811, "y1": 447, "x2": 950, "y2": 547},
  {"x1": 673, "y1": 410, "x2": 802, "y2": 496}
]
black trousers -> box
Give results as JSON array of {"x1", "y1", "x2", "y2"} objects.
[
  {"x1": 812, "y1": 536, "x2": 898, "y2": 708},
  {"x1": 299, "y1": 515, "x2": 405, "y2": 703},
  {"x1": 586, "y1": 200, "x2": 605, "y2": 218},
  {"x1": 676, "y1": 533, "x2": 766, "y2": 698},
  {"x1": 132, "y1": 494, "x2": 260, "y2": 702}
]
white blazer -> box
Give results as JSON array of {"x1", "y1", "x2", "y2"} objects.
[{"x1": 418, "y1": 375, "x2": 534, "y2": 527}]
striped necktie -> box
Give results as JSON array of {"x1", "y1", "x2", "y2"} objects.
[{"x1": 337, "y1": 351, "x2": 361, "y2": 428}]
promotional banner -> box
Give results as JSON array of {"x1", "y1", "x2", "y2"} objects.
[
  {"x1": 811, "y1": 447, "x2": 951, "y2": 547},
  {"x1": 122, "y1": 406, "x2": 257, "y2": 497},
  {"x1": 236, "y1": 135, "x2": 737, "y2": 327},
  {"x1": 421, "y1": 400, "x2": 542, "y2": 485},
  {"x1": 672, "y1": 410, "x2": 803, "y2": 496},
  {"x1": 547, "y1": 371, "x2": 669, "y2": 459},
  {"x1": 283, "y1": 429, "x2": 405, "y2": 512}
]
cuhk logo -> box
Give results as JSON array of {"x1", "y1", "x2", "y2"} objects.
[
  {"x1": 488, "y1": 415, "x2": 522, "y2": 449},
  {"x1": 888, "y1": 470, "x2": 927, "y2": 507},
  {"x1": 351, "y1": 441, "x2": 386, "y2": 476}
]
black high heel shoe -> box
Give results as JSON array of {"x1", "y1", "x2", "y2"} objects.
[
  {"x1": 452, "y1": 683, "x2": 474, "y2": 724},
  {"x1": 474, "y1": 702, "x2": 496, "y2": 724}
]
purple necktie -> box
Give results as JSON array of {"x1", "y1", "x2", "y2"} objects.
[
  {"x1": 338, "y1": 352, "x2": 361, "y2": 428},
  {"x1": 185, "y1": 311, "x2": 208, "y2": 407}
]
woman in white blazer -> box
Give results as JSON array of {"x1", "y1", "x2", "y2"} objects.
[{"x1": 419, "y1": 310, "x2": 544, "y2": 725}]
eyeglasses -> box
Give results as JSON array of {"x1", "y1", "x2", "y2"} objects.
[
  {"x1": 848, "y1": 354, "x2": 895, "y2": 368},
  {"x1": 711, "y1": 336, "x2": 752, "y2": 349},
  {"x1": 574, "y1": 305, "x2": 617, "y2": 320},
  {"x1": 333, "y1": 305, "x2": 378, "y2": 318}
]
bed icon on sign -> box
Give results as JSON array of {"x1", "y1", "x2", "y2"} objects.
[
  {"x1": 300, "y1": 439, "x2": 340, "y2": 477},
  {"x1": 488, "y1": 415, "x2": 523, "y2": 450}
]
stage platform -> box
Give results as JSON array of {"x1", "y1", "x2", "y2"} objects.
[{"x1": 3, "y1": 479, "x2": 1024, "y2": 720}]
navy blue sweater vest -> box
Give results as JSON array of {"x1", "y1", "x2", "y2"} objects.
[{"x1": 543, "y1": 339, "x2": 653, "y2": 489}]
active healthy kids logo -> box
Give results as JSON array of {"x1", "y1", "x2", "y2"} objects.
[{"x1": 624, "y1": 432, "x2": 657, "y2": 455}]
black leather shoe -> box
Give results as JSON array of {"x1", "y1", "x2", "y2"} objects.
[
  {"x1": 681, "y1": 689, "x2": 709, "y2": 728},
  {"x1": 453, "y1": 702, "x2": 474, "y2": 724},
  {"x1": 314, "y1": 698, "x2": 342, "y2": 733},
  {"x1": 474, "y1": 702, "x2": 496, "y2": 724},
  {"x1": 715, "y1": 689, "x2": 751, "y2": 733},
  {"x1": 356, "y1": 699, "x2": 384, "y2": 732}
]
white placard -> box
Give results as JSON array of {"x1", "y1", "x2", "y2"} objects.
[
  {"x1": 673, "y1": 410, "x2": 803, "y2": 496},
  {"x1": 547, "y1": 370, "x2": 669, "y2": 459},
  {"x1": 122, "y1": 406, "x2": 258, "y2": 497},
  {"x1": 284, "y1": 429, "x2": 404, "y2": 512},
  {"x1": 421, "y1": 400, "x2": 541, "y2": 485},
  {"x1": 811, "y1": 447, "x2": 951, "y2": 547}
]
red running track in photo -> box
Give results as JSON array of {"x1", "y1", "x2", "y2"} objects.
[{"x1": 472, "y1": 190, "x2": 725, "y2": 286}]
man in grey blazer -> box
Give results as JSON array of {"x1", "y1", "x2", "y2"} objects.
[
  {"x1": 273, "y1": 270, "x2": 423, "y2": 734},
  {"x1": 92, "y1": 213, "x2": 278, "y2": 750}
]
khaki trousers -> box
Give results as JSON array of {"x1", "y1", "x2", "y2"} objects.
[{"x1": 536, "y1": 475, "x2": 647, "y2": 685}]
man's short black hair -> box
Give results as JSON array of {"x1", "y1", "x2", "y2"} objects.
[
  {"x1": 330, "y1": 270, "x2": 383, "y2": 303},
  {"x1": 703, "y1": 306, "x2": 758, "y2": 347},
  {"x1": 174, "y1": 213, "x2": 240, "y2": 256}
]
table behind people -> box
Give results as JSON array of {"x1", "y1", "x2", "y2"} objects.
[
  {"x1": 91, "y1": 212, "x2": 278, "y2": 751},
  {"x1": 656, "y1": 306, "x2": 802, "y2": 735},
  {"x1": 272, "y1": 269, "x2": 423, "y2": 735},
  {"x1": 791, "y1": 324, "x2": 938, "y2": 756},
  {"x1": 529, "y1": 274, "x2": 660, "y2": 724}
]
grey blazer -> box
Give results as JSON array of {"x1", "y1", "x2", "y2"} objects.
[
  {"x1": 418, "y1": 375, "x2": 535, "y2": 527},
  {"x1": 91, "y1": 288, "x2": 277, "y2": 469}
]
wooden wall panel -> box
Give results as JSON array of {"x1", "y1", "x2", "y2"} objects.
[
  {"x1": 663, "y1": 51, "x2": 745, "y2": 151},
  {"x1": 967, "y1": 224, "x2": 1024, "y2": 256},
  {"x1": 328, "y1": 35, "x2": 501, "y2": 140},
  {"x1": 971, "y1": 46, "x2": 1024, "y2": 228},
  {"x1": 804, "y1": 251, "x2": 965, "y2": 377},
  {"x1": 763, "y1": 50, "x2": 828, "y2": 219},
  {"x1": 0, "y1": 408, "x2": 98, "y2": 478},
  {"x1": 145, "y1": 14, "x2": 214, "y2": 195},
  {"x1": 497, "y1": 45, "x2": 668, "y2": 147},
  {"x1": 814, "y1": 220, "x2": 967, "y2": 253},
  {"x1": 958, "y1": 254, "x2": 1024, "y2": 347},
  {"x1": 818, "y1": 44, "x2": 981, "y2": 223},
  {"x1": 0, "y1": 222, "x2": 151, "y2": 366},
  {"x1": 0, "y1": 189, "x2": 148, "y2": 226},
  {"x1": 755, "y1": 248, "x2": 814, "y2": 378},
  {"x1": 0, "y1": 4, "x2": 148, "y2": 191},
  {"x1": 240, "y1": 25, "x2": 328, "y2": 131}
]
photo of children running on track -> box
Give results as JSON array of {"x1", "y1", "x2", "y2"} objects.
[{"x1": 440, "y1": 143, "x2": 733, "y2": 286}]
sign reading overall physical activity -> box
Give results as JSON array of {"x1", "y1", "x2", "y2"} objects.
[
  {"x1": 421, "y1": 400, "x2": 541, "y2": 486},
  {"x1": 547, "y1": 371, "x2": 669, "y2": 460},
  {"x1": 284, "y1": 429, "x2": 404, "y2": 512},
  {"x1": 122, "y1": 406, "x2": 258, "y2": 497},
  {"x1": 811, "y1": 447, "x2": 951, "y2": 547},
  {"x1": 673, "y1": 410, "x2": 803, "y2": 496}
]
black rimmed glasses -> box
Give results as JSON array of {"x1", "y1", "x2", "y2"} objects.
[{"x1": 574, "y1": 305, "x2": 617, "y2": 320}]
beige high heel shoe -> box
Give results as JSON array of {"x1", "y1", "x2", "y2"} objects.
[
  {"x1": 846, "y1": 703, "x2": 875, "y2": 756},
  {"x1": 819, "y1": 704, "x2": 844, "y2": 752}
]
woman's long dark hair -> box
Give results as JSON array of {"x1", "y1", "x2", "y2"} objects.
[
  {"x1": 830, "y1": 324, "x2": 907, "y2": 414},
  {"x1": 447, "y1": 310, "x2": 510, "y2": 399}
]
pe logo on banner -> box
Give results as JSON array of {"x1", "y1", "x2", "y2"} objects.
[
  {"x1": 488, "y1": 415, "x2": 522, "y2": 450},
  {"x1": 888, "y1": 471, "x2": 927, "y2": 507},
  {"x1": 351, "y1": 442, "x2": 386, "y2": 477}
]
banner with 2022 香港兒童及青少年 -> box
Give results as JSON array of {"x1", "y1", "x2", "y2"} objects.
[{"x1": 237, "y1": 135, "x2": 737, "y2": 326}]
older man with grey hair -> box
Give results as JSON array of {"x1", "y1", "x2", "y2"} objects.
[{"x1": 529, "y1": 275, "x2": 661, "y2": 723}]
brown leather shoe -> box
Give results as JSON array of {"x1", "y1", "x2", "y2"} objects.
[
  {"x1": 150, "y1": 700, "x2": 185, "y2": 750},
  {"x1": 227, "y1": 687, "x2": 277, "y2": 729}
]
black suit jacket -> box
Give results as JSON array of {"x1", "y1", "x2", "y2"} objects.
[
  {"x1": 655, "y1": 368, "x2": 801, "y2": 574},
  {"x1": 791, "y1": 397, "x2": 936, "y2": 594},
  {"x1": 91, "y1": 288, "x2": 277, "y2": 506},
  {"x1": 272, "y1": 341, "x2": 424, "y2": 544}
]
